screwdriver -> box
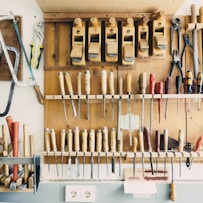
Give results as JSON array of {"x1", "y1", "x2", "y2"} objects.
[
  {"x1": 58, "y1": 72, "x2": 68, "y2": 120},
  {"x1": 163, "y1": 129, "x2": 168, "y2": 176},
  {"x1": 89, "y1": 129, "x2": 95, "y2": 179},
  {"x1": 109, "y1": 70, "x2": 115, "y2": 121},
  {"x1": 50, "y1": 128, "x2": 59, "y2": 177},
  {"x1": 77, "y1": 72, "x2": 82, "y2": 119},
  {"x1": 117, "y1": 131, "x2": 123, "y2": 177},
  {"x1": 101, "y1": 69, "x2": 107, "y2": 118},
  {"x1": 84, "y1": 70, "x2": 91, "y2": 120},
  {"x1": 139, "y1": 72, "x2": 147, "y2": 130},
  {"x1": 67, "y1": 129, "x2": 73, "y2": 178},
  {"x1": 102, "y1": 126, "x2": 109, "y2": 176},
  {"x1": 155, "y1": 130, "x2": 160, "y2": 174},
  {"x1": 164, "y1": 77, "x2": 171, "y2": 120},
  {"x1": 81, "y1": 129, "x2": 88, "y2": 178},
  {"x1": 186, "y1": 70, "x2": 193, "y2": 112},
  {"x1": 138, "y1": 129, "x2": 145, "y2": 177},
  {"x1": 176, "y1": 76, "x2": 181, "y2": 114},
  {"x1": 64, "y1": 72, "x2": 77, "y2": 117},
  {"x1": 178, "y1": 129, "x2": 184, "y2": 177},
  {"x1": 155, "y1": 81, "x2": 164, "y2": 123},
  {"x1": 74, "y1": 126, "x2": 80, "y2": 177},
  {"x1": 96, "y1": 129, "x2": 102, "y2": 178},
  {"x1": 149, "y1": 73, "x2": 155, "y2": 136},
  {"x1": 110, "y1": 128, "x2": 116, "y2": 173},
  {"x1": 126, "y1": 73, "x2": 132, "y2": 146},
  {"x1": 132, "y1": 136, "x2": 138, "y2": 177},
  {"x1": 197, "y1": 72, "x2": 202, "y2": 110},
  {"x1": 60, "y1": 129, "x2": 66, "y2": 177}
]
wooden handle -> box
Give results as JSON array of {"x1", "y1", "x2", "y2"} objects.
[
  {"x1": 138, "y1": 130, "x2": 144, "y2": 152},
  {"x1": 132, "y1": 136, "x2": 138, "y2": 152},
  {"x1": 110, "y1": 128, "x2": 116, "y2": 153},
  {"x1": 74, "y1": 127, "x2": 80, "y2": 152},
  {"x1": 61, "y1": 129, "x2": 66, "y2": 152},
  {"x1": 139, "y1": 72, "x2": 147, "y2": 94},
  {"x1": 118, "y1": 77, "x2": 123, "y2": 96},
  {"x1": 44, "y1": 128, "x2": 50, "y2": 152},
  {"x1": 81, "y1": 129, "x2": 88, "y2": 152},
  {"x1": 77, "y1": 72, "x2": 82, "y2": 95},
  {"x1": 89, "y1": 129, "x2": 95, "y2": 152},
  {"x1": 96, "y1": 129, "x2": 102, "y2": 153},
  {"x1": 117, "y1": 131, "x2": 123, "y2": 152},
  {"x1": 191, "y1": 4, "x2": 197, "y2": 24},
  {"x1": 101, "y1": 69, "x2": 107, "y2": 94},
  {"x1": 34, "y1": 85, "x2": 44, "y2": 105},
  {"x1": 109, "y1": 71, "x2": 114, "y2": 95},
  {"x1": 126, "y1": 73, "x2": 132, "y2": 94},
  {"x1": 178, "y1": 129, "x2": 184, "y2": 152},
  {"x1": 143, "y1": 127, "x2": 152, "y2": 151},
  {"x1": 170, "y1": 182, "x2": 176, "y2": 201},
  {"x1": 23, "y1": 124, "x2": 29, "y2": 183},
  {"x1": 84, "y1": 70, "x2": 90, "y2": 95},
  {"x1": 199, "y1": 7, "x2": 203, "y2": 23},
  {"x1": 6, "y1": 116, "x2": 13, "y2": 142},
  {"x1": 164, "y1": 129, "x2": 168, "y2": 152},
  {"x1": 102, "y1": 126, "x2": 109, "y2": 152},
  {"x1": 155, "y1": 130, "x2": 160, "y2": 153},
  {"x1": 2, "y1": 124, "x2": 9, "y2": 175},
  {"x1": 64, "y1": 72, "x2": 74, "y2": 95},
  {"x1": 58, "y1": 72, "x2": 65, "y2": 95},
  {"x1": 29, "y1": 135, "x2": 34, "y2": 173},
  {"x1": 50, "y1": 129, "x2": 57, "y2": 152},
  {"x1": 67, "y1": 129, "x2": 73, "y2": 152}
]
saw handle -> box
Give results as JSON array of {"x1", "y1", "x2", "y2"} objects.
[{"x1": 34, "y1": 85, "x2": 44, "y2": 105}]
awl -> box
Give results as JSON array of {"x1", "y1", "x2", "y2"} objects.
[
  {"x1": 84, "y1": 70, "x2": 91, "y2": 120},
  {"x1": 74, "y1": 127, "x2": 80, "y2": 177}
]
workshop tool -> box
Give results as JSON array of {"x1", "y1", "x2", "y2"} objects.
[
  {"x1": 149, "y1": 73, "x2": 155, "y2": 136},
  {"x1": 74, "y1": 127, "x2": 80, "y2": 177},
  {"x1": 29, "y1": 134, "x2": 34, "y2": 174},
  {"x1": 2, "y1": 125, "x2": 9, "y2": 176},
  {"x1": 117, "y1": 131, "x2": 123, "y2": 177},
  {"x1": 163, "y1": 129, "x2": 168, "y2": 176},
  {"x1": 110, "y1": 128, "x2": 116, "y2": 173},
  {"x1": 138, "y1": 129, "x2": 145, "y2": 177},
  {"x1": 101, "y1": 69, "x2": 107, "y2": 118},
  {"x1": 178, "y1": 129, "x2": 184, "y2": 177},
  {"x1": 0, "y1": 14, "x2": 44, "y2": 104},
  {"x1": 170, "y1": 17, "x2": 181, "y2": 55},
  {"x1": 117, "y1": 77, "x2": 123, "y2": 141},
  {"x1": 44, "y1": 128, "x2": 51, "y2": 175},
  {"x1": 155, "y1": 81, "x2": 164, "y2": 123},
  {"x1": 77, "y1": 72, "x2": 82, "y2": 119},
  {"x1": 67, "y1": 129, "x2": 73, "y2": 178},
  {"x1": 164, "y1": 77, "x2": 171, "y2": 119},
  {"x1": 60, "y1": 129, "x2": 66, "y2": 176},
  {"x1": 102, "y1": 126, "x2": 109, "y2": 176},
  {"x1": 96, "y1": 129, "x2": 102, "y2": 178},
  {"x1": 139, "y1": 72, "x2": 147, "y2": 130},
  {"x1": 58, "y1": 72, "x2": 68, "y2": 120},
  {"x1": 185, "y1": 142, "x2": 192, "y2": 168},
  {"x1": 50, "y1": 129, "x2": 59, "y2": 177},
  {"x1": 126, "y1": 73, "x2": 132, "y2": 146},
  {"x1": 6, "y1": 116, "x2": 13, "y2": 143},
  {"x1": 170, "y1": 150, "x2": 175, "y2": 201},
  {"x1": 197, "y1": 72, "x2": 202, "y2": 110},
  {"x1": 176, "y1": 76, "x2": 181, "y2": 114},
  {"x1": 85, "y1": 70, "x2": 91, "y2": 120},
  {"x1": 155, "y1": 130, "x2": 160, "y2": 174},
  {"x1": 132, "y1": 136, "x2": 137, "y2": 177},
  {"x1": 81, "y1": 129, "x2": 88, "y2": 178},
  {"x1": 64, "y1": 72, "x2": 77, "y2": 117},
  {"x1": 89, "y1": 129, "x2": 95, "y2": 179},
  {"x1": 23, "y1": 124, "x2": 29, "y2": 184},
  {"x1": 144, "y1": 127, "x2": 154, "y2": 175},
  {"x1": 186, "y1": 70, "x2": 193, "y2": 112},
  {"x1": 109, "y1": 70, "x2": 115, "y2": 120},
  {"x1": 30, "y1": 21, "x2": 44, "y2": 69}
]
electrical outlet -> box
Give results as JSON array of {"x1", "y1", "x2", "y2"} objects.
[
  {"x1": 65, "y1": 186, "x2": 80, "y2": 202},
  {"x1": 80, "y1": 186, "x2": 96, "y2": 202}
]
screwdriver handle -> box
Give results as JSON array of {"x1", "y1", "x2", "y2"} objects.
[
  {"x1": 170, "y1": 182, "x2": 176, "y2": 201},
  {"x1": 197, "y1": 72, "x2": 203, "y2": 93},
  {"x1": 84, "y1": 70, "x2": 90, "y2": 95},
  {"x1": 110, "y1": 128, "x2": 116, "y2": 153},
  {"x1": 61, "y1": 129, "x2": 66, "y2": 152},
  {"x1": 64, "y1": 72, "x2": 74, "y2": 95},
  {"x1": 132, "y1": 136, "x2": 138, "y2": 152},
  {"x1": 50, "y1": 129, "x2": 57, "y2": 152},
  {"x1": 89, "y1": 129, "x2": 95, "y2": 153},
  {"x1": 126, "y1": 73, "x2": 132, "y2": 94},
  {"x1": 155, "y1": 81, "x2": 164, "y2": 94},
  {"x1": 165, "y1": 77, "x2": 171, "y2": 94},
  {"x1": 109, "y1": 71, "x2": 115, "y2": 95},
  {"x1": 77, "y1": 72, "x2": 82, "y2": 95},
  {"x1": 178, "y1": 129, "x2": 184, "y2": 152},
  {"x1": 191, "y1": 4, "x2": 197, "y2": 24},
  {"x1": 74, "y1": 127, "x2": 80, "y2": 152},
  {"x1": 186, "y1": 70, "x2": 193, "y2": 93},
  {"x1": 101, "y1": 69, "x2": 107, "y2": 95},
  {"x1": 96, "y1": 129, "x2": 102, "y2": 153},
  {"x1": 176, "y1": 76, "x2": 181, "y2": 94},
  {"x1": 195, "y1": 136, "x2": 203, "y2": 152},
  {"x1": 44, "y1": 128, "x2": 51, "y2": 152},
  {"x1": 117, "y1": 131, "x2": 123, "y2": 152},
  {"x1": 102, "y1": 126, "x2": 109, "y2": 152},
  {"x1": 163, "y1": 129, "x2": 168, "y2": 152},
  {"x1": 81, "y1": 129, "x2": 88, "y2": 152},
  {"x1": 155, "y1": 130, "x2": 160, "y2": 153},
  {"x1": 58, "y1": 72, "x2": 65, "y2": 95},
  {"x1": 67, "y1": 129, "x2": 73, "y2": 152},
  {"x1": 143, "y1": 127, "x2": 152, "y2": 151},
  {"x1": 139, "y1": 72, "x2": 147, "y2": 94},
  {"x1": 138, "y1": 129, "x2": 144, "y2": 152},
  {"x1": 118, "y1": 77, "x2": 123, "y2": 96},
  {"x1": 149, "y1": 73, "x2": 155, "y2": 94}
]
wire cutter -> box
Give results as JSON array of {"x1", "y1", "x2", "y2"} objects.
[{"x1": 169, "y1": 50, "x2": 184, "y2": 82}]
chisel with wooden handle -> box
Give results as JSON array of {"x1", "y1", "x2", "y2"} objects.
[
  {"x1": 64, "y1": 72, "x2": 77, "y2": 117},
  {"x1": 81, "y1": 129, "x2": 88, "y2": 178},
  {"x1": 23, "y1": 124, "x2": 29, "y2": 184},
  {"x1": 61, "y1": 129, "x2": 66, "y2": 176},
  {"x1": 102, "y1": 126, "x2": 109, "y2": 176},
  {"x1": 44, "y1": 128, "x2": 51, "y2": 175},
  {"x1": 67, "y1": 129, "x2": 73, "y2": 178},
  {"x1": 126, "y1": 73, "x2": 132, "y2": 146},
  {"x1": 77, "y1": 72, "x2": 82, "y2": 119},
  {"x1": 85, "y1": 70, "x2": 91, "y2": 120},
  {"x1": 96, "y1": 129, "x2": 102, "y2": 178},
  {"x1": 58, "y1": 72, "x2": 68, "y2": 120},
  {"x1": 132, "y1": 136, "x2": 137, "y2": 177},
  {"x1": 101, "y1": 69, "x2": 107, "y2": 118},
  {"x1": 74, "y1": 127, "x2": 80, "y2": 177},
  {"x1": 138, "y1": 129, "x2": 145, "y2": 177},
  {"x1": 89, "y1": 129, "x2": 95, "y2": 179},
  {"x1": 110, "y1": 128, "x2": 116, "y2": 173},
  {"x1": 109, "y1": 71, "x2": 115, "y2": 121}
]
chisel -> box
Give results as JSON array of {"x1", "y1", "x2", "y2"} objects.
[
  {"x1": 64, "y1": 72, "x2": 77, "y2": 117},
  {"x1": 163, "y1": 129, "x2": 168, "y2": 176},
  {"x1": 58, "y1": 72, "x2": 68, "y2": 120},
  {"x1": 102, "y1": 126, "x2": 109, "y2": 176},
  {"x1": 44, "y1": 128, "x2": 51, "y2": 175},
  {"x1": 197, "y1": 72, "x2": 202, "y2": 110},
  {"x1": 176, "y1": 76, "x2": 181, "y2": 114},
  {"x1": 110, "y1": 128, "x2": 116, "y2": 173},
  {"x1": 74, "y1": 127, "x2": 80, "y2": 177},
  {"x1": 60, "y1": 129, "x2": 66, "y2": 177},
  {"x1": 139, "y1": 72, "x2": 146, "y2": 130},
  {"x1": 109, "y1": 70, "x2": 115, "y2": 121},
  {"x1": 186, "y1": 70, "x2": 193, "y2": 112},
  {"x1": 67, "y1": 129, "x2": 73, "y2": 178},
  {"x1": 126, "y1": 73, "x2": 132, "y2": 146},
  {"x1": 85, "y1": 70, "x2": 91, "y2": 120},
  {"x1": 50, "y1": 128, "x2": 59, "y2": 177},
  {"x1": 23, "y1": 124, "x2": 29, "y2": 184},
  {"x1": 155, "y1": 81, "x2": 164, "y2": 123},
  {"x1": 117, "y1": 131, "x2": 123, "y2": 177},
  {"x1": 149, "y1": 73, "x2": 155, "y2": 136},
  {"x1": 164, "y1": 77, "x2": 171, "y2": 120},
  {"x1": 77, "y1": 72, "x2": 82, "y2": 119},
  {"x1": 89, "y1": 129, "x2": 95, "y2": 179},
  {"x1": 81, "y1": 129, "x2": 88, "y2": 178},
  {"x1": 132, "y1": 136, "x2": 137, "y2": 177},
  {"x1": 155, "y1": 130, "x2": 160, "y2": 174},
  {"x1": 138, "y1": 129, "x2": 145, "y2": 177},
  {"x1": 178, "y1": 129, "x2": 184, "y2": 177},
  {"x1": 96, "y1": 129, "x2": 102, "y2": 178},
  {"x1": 101, "y1": 69, "x2": 107, "y2": 118}
]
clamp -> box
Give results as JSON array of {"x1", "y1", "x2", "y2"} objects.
[
  {"x1": 169, "y1": 50, "x2": 184, "y2": 82},
  {"x1": 170, "y1": 17, "x2": 181, "y2": 55}
]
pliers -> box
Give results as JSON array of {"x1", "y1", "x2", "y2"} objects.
[
  {"x1": 169, "y1": 50, "x2": 184, "y2": 82},
  {"x1": 171, "y1": 17, "x2": 181, "y2": 55}
]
